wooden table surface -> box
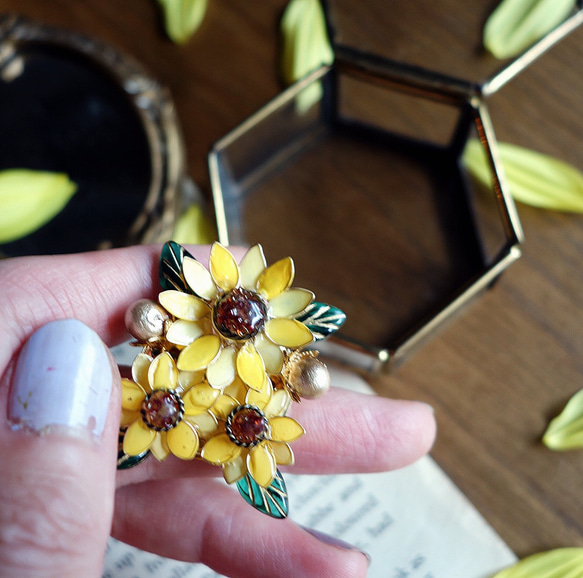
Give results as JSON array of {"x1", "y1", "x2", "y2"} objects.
[{"x1": 2, "y1": 0, "x2": 583, "y2": 563}]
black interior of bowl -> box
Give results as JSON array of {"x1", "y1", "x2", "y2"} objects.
[{"x1": 0, "y1": 42, "x2": 152, "y2": 256}]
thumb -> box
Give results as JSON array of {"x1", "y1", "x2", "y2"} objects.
[{"x1": 1, "y1": 319, "x2": 119, "y2": 577}]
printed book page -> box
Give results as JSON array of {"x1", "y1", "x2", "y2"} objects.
[{"x1": 107, "y1": 346, "x2": 517, "y2": 578}]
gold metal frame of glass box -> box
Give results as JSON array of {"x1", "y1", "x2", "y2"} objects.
[{"x1": 209, "y1": 60, "x2": 523, "y2": 372}]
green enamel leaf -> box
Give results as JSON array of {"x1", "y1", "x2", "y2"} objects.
[
  {"x1": 543, "y1": 389, "x2": 583, "y2": 450},
  {"x1": 463, "y1": 138, "x2": 583, "y2": 213},
  {"x1": 0, "y1": 169, "x2": 77, "y2": 244},
  {"x1": 294, "y1": 301, "x2": 346, "y2": 341},
  {"x1": 158, "y1": 0, "x2": 208, "y2": 44},
  {"x1": 236, "y1": 469, "x2": 289, "y2": 518},
  {"x1": 159, "y1": 241, "x2": 196, "y2": 292},
  {"x1": 280, "y1": 0, "x2": 334, "y2": 85},
  {"x1": 173, "y1": 203, "x2": 216, "y2": 245},
  {"x1": 484, "y1": 0, "x2": 577, "y2": 59},
  {"x1": 492, "y1": 548, "x2": 583, "y2": 577}
]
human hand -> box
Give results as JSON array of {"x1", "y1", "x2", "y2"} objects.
[{"x1": 0, "y1": 245, "x2": 436, "y2": 578}]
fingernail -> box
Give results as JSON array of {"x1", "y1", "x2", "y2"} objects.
[
  {"x1": 302, "y1": 526, "x2": 371, "y2": 566},
  {"x1": 8, "y1": 319, "x2": 112, "y2": 439}
]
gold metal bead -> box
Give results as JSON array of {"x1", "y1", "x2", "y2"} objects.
[
  {"x1": 125, "y1": 299, "x2": 170, "y2": 343},
  {"x1": 285, "y1": 351, "x2": 330, "y2": 400}
]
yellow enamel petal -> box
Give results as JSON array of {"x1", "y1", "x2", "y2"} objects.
[
  {"x1": 159, "y1": 290, "x2": 209, "y2": 321},
  {"x1": 149, "y1": 351, "x2": 179, "y2": 390},
  {"x1": 184, "y1": 410, "x2": 219, "y2": 437},
  {"x1": 271, "y1": 441, "x2": 294, "y2": 466},
  {"x1": 264, "y1": 318, "x2": 313, "y2": 348},
  {"x1": 210, "y1": 394, "x2": 240, "y2": 421},
  {"x1": 123, "y1": 419, "x2": 156, "y2": 456},
  {"x1": 177, "y1": 335, "x2": 221, "y2": 371},
  {"x1": 223, "y1": 455, "x2": 247, "y2": 484},
  {"x1": 201, "y1": 433, "x2": 242, "y2": 464},
  {"x1": 263, "y1": 389, "x2": 292, "y2": 419},
  {"x1": 121, "y1": 379, "x2": 146, "y2": 411},
  {"x1": 167, "y1": 421, "x2": 199, "y2": 460},
  {"x1": 257, "y1": 256, "x2": 294, "y2": 300},
  {"x1": 183, "y1": 256, "x2": 218, "y2": 300},
  {"x1": 183, "y1": 383, "x2": 221, "y2": 415},
  {"x1": 209, "y1": 242, "x2": 239, "y2": 291},
  {"x1": 247, "y1": 443, "x2": 276, "y2": 487},
  {"x1": 178, "y1": 369, "x2": 205, "y2": 392},
  {"x1": 150, "y1": 434, "x2": 170, "y2": 461},
  {"x1": 269, "y1": 288, "x2": 314, "y2": 317},
  {"x1": 223, "y1": 377, "x2": 247, "y2": 404},
  {"x1": 543, "y1": 388, "x2": 583, "y2": 450},
  {"x1": 207, "y1": 346, "x2": 236, "y2": 389},
  {"x1": 166, "y1": 319, "x2": 205, "y2": 346},
  {"x1": 131, "y1": 352, "x2": 153, "y2": 390},
  {"x1": 120, "y1": 409, "x2": 141, "y2": 428},
  {"x1": 255, "y1": 333, "x2": 284, "y2": 374},
  {"x1": 245, "y1": 381, "x2": 272, "y2": 409},
  {"x1": 269, "y1": 416, "x2": 305, "y2": 442},
  {"x1": 239, "y1": 244, "x2": 267, "y2": 290},
  {"x1": 236, "y1": 342, "x2": 267, "y2": 391}
]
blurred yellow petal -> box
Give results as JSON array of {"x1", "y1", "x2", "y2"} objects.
[
  {"x1": 121, "y1": 379, "x2": 146, "y2": 411},
  {"x1": 211, "y1": 394, "x2": 240, "y2": 421},
  {"x1": 178, "y1": 368, "x2": 205, "y2": 392},
  {"x1": 223, "y1": 455, "x2": 247, "y2": 484},
  {"x1": 542, "y1": 389, "x2": 583, "y2": 450},
  {"x1": 182, "y1": 256, "x2": 217, "y2": 301},
  {"x1": 201, "y1": 433, "x2": 242, "y2": 464},
  {"x1": 210, "y1": 242, "x2": 239, "y2": 291},
  {"x1": 224, "y1": 377, "x2": 248, "y2": 404},
  {"x1": 269, "y1": 416, "x2": 305, "y2": 442},
  {"x1": 0, "y1": 169, "x2": 77, "y2": 243},
  {"x1": 271, "y1": 442, "x2": 295, "y2": 466},
  {"x1": 464, "y1": 138, "x2": 583, "y2": 212},
  {"x1": 484, "y1": 0, "x2": 576, "y2": 59},
  {"x1": 183, "y1": 383, "x2": 221, "y2": 415},
  {"x1": 132, "y1": 353, "x2": 153, "y2": 391},
  {"x1": 236, "y1": 342, "x2": 267, "y2": 391},
  {"x1": 239, "y1": 244, "x2": 267, "y2": 290},
  {"x1": 280, "y1": 0, "x2": 334, "y2": 85},
  {"x1": 492, "y1": 548, "x2": 583, "y2": 577},
  {"x1": 207, "y1": 346, "x2": 236, "y2": 389},
  {"x1": 184, "y1": 410, "x2": 218, "y2": 438},
  {"x1": 120, "y1": 409, "x2": 141, "y2": 428},
  {"x1": 257, "y1": 257, "x2": 295, "y2": 300},
  {"x1": 166, "y1": 319, "x2": 205, "y2": 346},
  {"x1": 123, "y1": 419, "x2": 156, "y2": 456},
  {"x1": 177, "y1": 334, "x2": 221, "y2": 371},
  {"x1": 167, "y1": 421, "x2": 199, "y2": 460},
  {"x1": 158, "y1": 0, "x2": 208, "y2": 44},
  {"x1": 264, "y1": 318, "x2": 313, "y2": 348},
  {"x1": 246, "y1": 381, "x2": 272, "y2": 409},
  {"x1": 173, "y1": 203, "x2": 216, "y2": 245},
  {"x1": 159, "y1": 290, "x2": 209, "y2": 321},
  {"x1": 270, "y1": 288, "x2": 314, "y2": 317},
  {"x1": 248, "y1": 443, "x2": 276, "y2": 487},
  {"x1": 263, "y1": 389, "x2": 292, "y2": 419},
  {"x1": 150, "y1": 434, "x2": 170, "y2": 461},
  {"x1": 255, "y1": 333, "x2": 284, "y2": 374},
  {"x1": 149, "y1": 351, "x2": 179, "y2": 391}
]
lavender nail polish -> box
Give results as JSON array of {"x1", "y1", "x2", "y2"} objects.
[
  {"x1": 8, "y1": 319, "x2": 112, "y2": 438},
  {"x1": 302, "y1": 526, "x2": 371, "y2": 565}
]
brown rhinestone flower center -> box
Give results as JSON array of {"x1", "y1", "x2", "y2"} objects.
[
  {"x1": 226, "y1": 405, "x2": 269, "y2": 447},
  {"x1": 213, "y1": 288, "x2": 267, "y2": 341},
  {"x1": 141, "y1": 389, "x2": 184, "y2": 431}
]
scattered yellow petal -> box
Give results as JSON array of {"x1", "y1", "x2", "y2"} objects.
[
  {"x1": 177, "y1": 334, "x2": 221, "y2": 371},
  {"x1": 201, "y1": 432, "x2": 242, "y2": 464},
  {"x1": 269, "y1": 416, "x2": 305, "y2": 443},
  {"x1": 257, "y1": 257, "x2": 295, "y2": 300},
  {"x1": 543, "y1": 388, "x2": 583, "y2": 450},
  {"x1": 463, "y1": 138, "x2": 583, "y2": 213},
  {"x1": 167, "y1": 421, "x2": 199, "y2": 460},
  {"x1": 173, "y1": 203, "x2": 216, "y2": 245},
  {"x1": 484, "y1": 0, "x2": 576, "y2": 59},
  {"x1": 247, "y1": 443, "x2": 276, "y2": 487},
  {"x1": 210, "y1": 242, "x2": 239, "y2": 291},
  {"x1": 492, "y1": 548, "x2": 583, "y2": 577},
  {"x1": 280, "y1": 0, "x2": 334, "y2": 85},
  {"x1": 149, "y1": 351, "x2": 179, "y2": 391},
  {"x1": 0, "y1": 169, "x2": 77, "y2": 244},
  {"x1": 157, "y1": 0, "x2": 208, "y2": 44}
]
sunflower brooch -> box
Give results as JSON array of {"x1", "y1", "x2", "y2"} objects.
[{"x1": 118, "y1": 241, "x2": 346, "y2": 518}]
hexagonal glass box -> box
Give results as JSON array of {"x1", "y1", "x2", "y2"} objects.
[{"x1": 209, "y1": 58, "x2": 523, "y2": 371}]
